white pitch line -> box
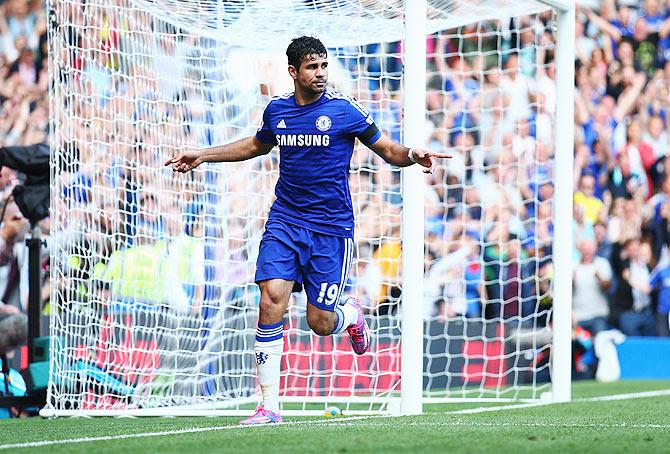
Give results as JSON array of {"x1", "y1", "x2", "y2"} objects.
[
  {"x1": 2, "y1": 388, "x2": 669, "y2": 450},
  {"x1": 445, "y1": 388, "x2": 670, "y2": 415},
  {"x1": 309, "y1": 421, "x2": 670, "y2": 430},
  {"x1": 445, "y1": 401, "x2": 551, "y2": 415},
  {"x1": 0, "y1": 415, "x2": 393, "y2": 451},
  {"x1": 574, "y1": 388, "x2": 670, "y2": 402}
]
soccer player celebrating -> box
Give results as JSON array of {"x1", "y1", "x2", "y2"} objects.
[{"x1": 165, "y1": 36, "x2": 450, "y2": 425}]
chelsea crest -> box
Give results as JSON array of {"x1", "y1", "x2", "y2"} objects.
[{"x1": 315, "y1": 115, "x2": 332, "y2": 132}]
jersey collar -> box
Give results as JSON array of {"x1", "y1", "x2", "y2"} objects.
[{"x1": 292, "y1": 91, "x2": 327, "y2": 107}]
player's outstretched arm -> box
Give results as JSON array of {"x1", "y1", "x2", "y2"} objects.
[
  {"x1": 164, "y1": 136, "x2": 274, "y2": 173},
  {"x1": 367, "y1": 133, "x2": 451, "y2": 174}
]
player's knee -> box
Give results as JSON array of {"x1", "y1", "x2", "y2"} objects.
[
  {"x1": 258, "y1": 287, "x2": 285, "y2": 316},
  {"x1": 259, "y1": 294, "x2": 282, "y2": 315},
  {"x1": 259, "y1": 282, "x2": 285, "y2": 304},
  {"x1": 306, "y1": 311, "x2": 333, "y2": 336}
]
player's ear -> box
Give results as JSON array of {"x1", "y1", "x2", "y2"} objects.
[{"x1": 288, "y1": 65, "x2": 298, "y2": 80}]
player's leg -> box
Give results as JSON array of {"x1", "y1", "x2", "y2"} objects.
[
  {"x1": 306, "y1": 298, "x2": 370, "y2": 355},
  {"x1": 304, "y1": 235, "x2": 370, "y2": 354},
  {"x1": 247, "y1": 278, "x2": 293, "y2": 422},
  {"x1": 240, "y1": 280, "x2": 293, "y2": 425},
  {"x1": 241, "y1": 221, "x2": 305, "y2": 425}
]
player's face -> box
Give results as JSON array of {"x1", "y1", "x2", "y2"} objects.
[{"x1": 291, "y1": 54, "x2": 328, "y2": 95}]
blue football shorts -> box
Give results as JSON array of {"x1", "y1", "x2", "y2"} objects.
[{"x1": 255, "y1": 219, "x2": 354, "y2": 311}]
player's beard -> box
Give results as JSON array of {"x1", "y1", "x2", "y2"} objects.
[
  {"x1": 311, "y1": 78, "x2": 327, "y2": 94},
  {"x1": 296, "y1": 78, "x2": 327, "y2": 99}
]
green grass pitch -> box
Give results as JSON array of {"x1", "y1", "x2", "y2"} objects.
[{"x1": 0, "y1": 380, "x2": 669, "y2": 453}]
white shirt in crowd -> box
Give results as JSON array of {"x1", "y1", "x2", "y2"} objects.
[
  {"x1": 500, "y1": 74, "x2": 533, "y2": 124},
  {"x1": 630, "y1": 260, "x2": 651, "y2": 312},
  {"x1": 573, "y1": 256, "x2": 613, "y2": 322},
  {"x1": 643, "y1": 131, "x2": 669, "y2": 160}
]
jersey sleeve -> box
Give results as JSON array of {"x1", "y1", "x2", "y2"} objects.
[
  {"x1": 342, "y1": 97, "x2": 381, "y2": 147},
  {"x1": 255, "y1": 103, "x2": 277, "y2": 145}
]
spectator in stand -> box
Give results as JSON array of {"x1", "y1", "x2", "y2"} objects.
[
  {"x1": 500, "y1": 53, "x2": 532, "y2": 125},
  {"x1": 649, "y1": 259, "x2": 670, "y2": 336},
  {"x1": 0, "y1": 167, "x2": 17, "y2": 201},
  {"x1": 608, "y1": 197, "x2": 644, "y2": 246},
  {"x1": 612, "y1": 238, "x2": 656, "y2": 336},
  {"x1": 645, "y1": 176, "x2": 670, "y2": 256},
  {"x1": 576, "y1": 18, "x2": 598, "y2": 65},
  {"x1": 0, "y1": 199, "x2": 29, "y2": 309},
  {"x1": 622, "y1": 120, "x2": 656, "y2": 196},
  {"x1": 592, "y1": 136, "x2": 613, "y2": 196},
  {"x1": 0, "y1": 187, "x2": 30, "y2": 358},
  {"x1": 640, "y1": 0, "x2": 665, "y2": 31},
  {"x1": 643, "y1": 115, "x2": 668, "y2": 159},
  {"x1": 606, "y1": 151, "x2": 645, "y2": 200},
  {"x1": 372, "y1": 207, "x2": 402, "y2": 315},
  {"x1": 526, "y1": 199, "x2": 553, "y2": 261},
  {"x1": 573, "y1": 203, "x2": 595, "y2": 260},
  {"x1": 573, "y1": 238, "x2": 613, "y2": 337},
  {"x1": 462, "y1": 234, "x2": 485, "y2": 318},
  {"x1": 574, "y1": 173, "x2": 605, "y2": 225},
  {"x1": 651, "y1": 152, "x2": 670, "y2": 189},
  {"x1": 594, "y1": 221, "x2": 613, "y2": 261},
  {"x1": 163, "y1": 205, "x2": 205, "y2": 312},
  {"x1": 609, "y1": 238, "x2": 633, "y2": 330},
  {"x1": 647, "y1": 176, "x2": 670, "y2": 222},
  {"x1": 512, "y1": 118, "x2": 535, "y2": 168}
]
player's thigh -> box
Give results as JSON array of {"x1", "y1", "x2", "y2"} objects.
[
  {"x1": 255, "y1": 221, "x2": 305, "y2": 287},
  {"x1": 303, "y1": 234, "x2": 354, "y2": 312}
]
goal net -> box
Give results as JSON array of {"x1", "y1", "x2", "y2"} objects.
[{"x1": 46, "y1": 0, "x2": 562, "y2": 416}]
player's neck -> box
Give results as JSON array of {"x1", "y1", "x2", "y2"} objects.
[{"x1": 293, "y1": 88, "x2": 323, "y2": 106}]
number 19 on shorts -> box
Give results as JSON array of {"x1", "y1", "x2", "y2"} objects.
[{"x1": 317, "y1": 282, "x2": 339, "y2": 306}]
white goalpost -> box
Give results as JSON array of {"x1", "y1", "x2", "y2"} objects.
[
  {"x1": 44, "y1": 0, "x2": 574, "y2": 417},
  {"x1": 548, "y1": 0, "x2": 575, "y2": 404}
]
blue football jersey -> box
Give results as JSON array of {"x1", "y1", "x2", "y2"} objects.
[{"x1": 255, "y1": 89, "x2": 381, "y2": 237}]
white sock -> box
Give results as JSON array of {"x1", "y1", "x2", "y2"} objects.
[
  {"x1": 332, "y1": 297, "x2": 360, "y2": 334},
  {"x1": 255, "y1": 322, "x2": 284, "y2": 414}
]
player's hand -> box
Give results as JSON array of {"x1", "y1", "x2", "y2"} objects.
[
  {"x1": 411, "y1": 148, "x2": 452, "y2": 174},
  {"x1": 164, "y1": 150, "x2": 202, "y2": 173}
]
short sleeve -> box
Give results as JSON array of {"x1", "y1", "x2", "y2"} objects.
[
  {"x1": 343, "y1": 97, "x2": 381, "y2": 146},
  {"x1": 255, "y1": 103, "x2": 277, "y2": 145}
]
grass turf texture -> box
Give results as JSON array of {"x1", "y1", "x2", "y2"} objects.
[{"x1": 0, "y1": 380, "x2": 669, "y2": 453}]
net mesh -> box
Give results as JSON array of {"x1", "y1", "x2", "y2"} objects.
[
  {"x1": 128, "y1": 0, "x2": 551, "y2": 47},
  {"x1": 47, "y1": 0, "x2": 556, "y2": 413}
]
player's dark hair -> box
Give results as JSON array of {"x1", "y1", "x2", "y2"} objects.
[{"x1": 286, "y1": 36, "x2": 327, "y2": 70}]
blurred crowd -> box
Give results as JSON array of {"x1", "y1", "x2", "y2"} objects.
[
  {"x1": 570, "y1": 0, "x2": 670, "y2": 340},
  {"x1": 0, "y1": 0, "x2": 668, "y2": 378},
  {"x1": 412, "y1": 0, "x2": 670, "y2": 342},
  {"x1": 0, "y1": 0, "x2": 48, "y2": 345}
]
